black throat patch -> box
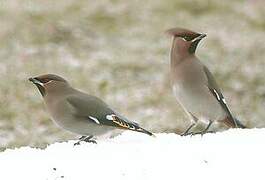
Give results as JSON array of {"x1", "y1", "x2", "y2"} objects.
[
  {"x1": 188, "y1": 40, "x2": 200, "y2": 54},
  {"x1": 35, "y1": 84, "x2": 46, "y2": 97}
]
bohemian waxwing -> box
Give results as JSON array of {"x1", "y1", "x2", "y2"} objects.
[
  {"x1": 29, "y1": 74, "x2": 153, "y2": 143},
  {"x1": 166, "y1": 27, "x2": 245, "y2": 135}
]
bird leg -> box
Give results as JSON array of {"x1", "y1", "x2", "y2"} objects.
[
  {"x1": 189, "y1": 121, "x2": 214, "y2": 136},
  {"x1": 74, "y1": 135, "x2": 97, "y2": 146},
  {"x1": 181, "y1": 123, "x2": 196, "y2": 136},
  {"x1": 83, "y1": 136, "x2": 97, "y2": 144},
  {"x1": 79, "y1": 136, "x2": 87, "y2": 140}
]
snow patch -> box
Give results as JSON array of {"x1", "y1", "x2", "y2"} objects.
[{"x1": 0, "y1": 129, "x2": 264, "y2": 180}]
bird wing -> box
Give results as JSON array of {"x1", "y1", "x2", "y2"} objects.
[
  {"x1": 66, "y1": 94, "x2": 153, "y2": 136},
  {"x1": 203, "y1": 66, "x2": 237, "y2": 127}
]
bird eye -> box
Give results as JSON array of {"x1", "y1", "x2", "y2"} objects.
[
  {"x1": 182, "y1": 36, "x2": 193, "y2": 41},
  {"x1": 183, "y1": 36, "x2": 189, "y2": 41},
  {"x1": 39, "y1": 78, "x2": 52, "y2": 84}
]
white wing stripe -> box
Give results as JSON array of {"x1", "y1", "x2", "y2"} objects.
[
  {"x1": 213, "y1": 89, "x2": 227, "y2": 105},
  {"x1": 89, "y1": 116, "x2": 100, "y2": 124},
  {"x1": 213, "y1": 89, "x2": 220, "y2": 100},
  {"x1": 106, "y1": 114, "x2": 115, "y2": 121},
  {"x1": 222, "y1": 98, "x2": 227, "y2": 104}
]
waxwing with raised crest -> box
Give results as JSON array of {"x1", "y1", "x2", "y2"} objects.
[{"x1": 166, "y1": 27, "x2": 245, "y2": 135}]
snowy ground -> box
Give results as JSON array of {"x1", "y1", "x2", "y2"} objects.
[{"x1": 0, "y1": 129, "x2": 264, "y2": 180}]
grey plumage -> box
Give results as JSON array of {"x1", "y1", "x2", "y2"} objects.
[
  {"x1": 166, "y1": 27, "x2": 245, "y2": 135},
  {"x1": 29, "y1": 74, "x2": 153, "y2": 142}
]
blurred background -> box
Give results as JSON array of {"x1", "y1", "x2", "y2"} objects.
[{"x1": 0, "y1": 0, "x2": 264, "y2": 151}]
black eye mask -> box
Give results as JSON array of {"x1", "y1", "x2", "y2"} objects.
[
  {"x1": 182, "y1": 35, "x2": 194, "y2": 41},
  {"x1": 35, "y1": 78, "x2": 51, "y2": 84}
]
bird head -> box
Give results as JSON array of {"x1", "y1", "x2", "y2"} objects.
[
  {"x1": 166, "y1": 27, "x2": 206, "y2": 55},
  {"x1": 29, "y1": 74, "x2": 69, "y2": 97}
]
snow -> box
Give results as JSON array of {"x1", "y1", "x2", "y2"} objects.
[{"x1": 0, "y1": 129, "x2": 264, "y2": 180}]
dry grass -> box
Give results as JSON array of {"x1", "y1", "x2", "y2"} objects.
[{"x1": 0, "y1": 0, "x2": 264, "y2": 150}]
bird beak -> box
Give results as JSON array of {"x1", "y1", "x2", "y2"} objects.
[
  {"x1": 192, "y1": 34, "x2": 206, "y2": 42},
  {"x1": 29, "y1": 77, "x2": 44, "y2": 87}
]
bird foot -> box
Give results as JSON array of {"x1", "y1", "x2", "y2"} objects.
[
  {"x1": 181, "y1": 132, "x2": 191, "y2": 136},
  {"x1": 181, "y1": 123, "x2": 196, "y2": 136},
  {"x1": 187, "y1": 130, "x2": 215, "y2": 137},
  {"x1": 74, "y1": 136, "x2": 97, "y2": 146},
  {"x1": 84, "y1": 139, "x2": 97, "y2": 144},
  {"x1": 74, "y1": 141, "x2": 81, "y2": 146}
]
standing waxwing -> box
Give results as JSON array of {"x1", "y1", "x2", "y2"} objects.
[{"x1": 166, "y1": 27, "x2": 245, "y2": 135}]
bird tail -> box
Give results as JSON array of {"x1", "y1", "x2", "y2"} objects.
[
  {"x1": 135, "y1": 127, "x2": 155, "y2": 137},
  {"x1": 113, "y1": 114, "x2": 155, "y2": 137},
  {"x1": 222, "y1": 116, "x2": 247, "y2": 129},
  {"x1": 234, "y1": 118, "x2": 247, "y2": 129}
]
